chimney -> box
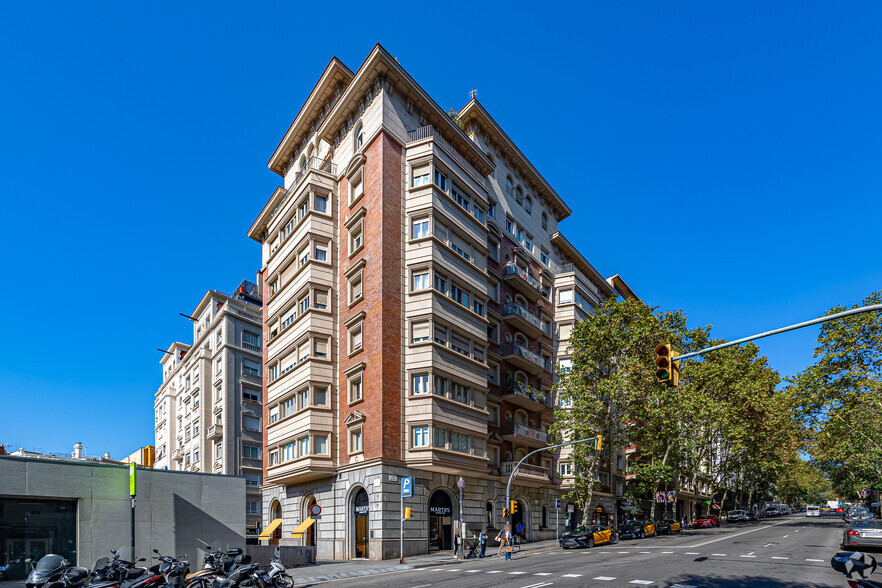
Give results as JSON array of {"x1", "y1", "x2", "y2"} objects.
[
  {"x1": 72, "y1": 442, "x2": 84, "y2": 459},
  {"x1": 103, "y1": 452, "x2": 111, "y2": 460}
]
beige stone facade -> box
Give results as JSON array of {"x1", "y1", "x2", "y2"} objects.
[{"x1": 247, "y1": 44, "x2": 631, "y2": 559}]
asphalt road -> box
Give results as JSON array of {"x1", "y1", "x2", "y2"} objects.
[{"x1": 312, "y1": 516, "x2": 854, "y2": 587}]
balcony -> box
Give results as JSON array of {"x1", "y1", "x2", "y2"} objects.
[
  {"x1": 266, "y1": 455, "x2": 336, "y2": 485},
  {"x1": 171, "y1": 448, "x2": 183, "y2": 461},
  {"x1": 407, "y1": 125, "x2": 487, "y2": 188},
  {"x1": 502, "y1": 263, "x2": 543, "y2": 301},
  {"x1": 502, "y1": 422, "x2": 550, "y2": 448},
  {"x1": 501, "y1": 380, "x2": 548, "y2": 410},
  {"x1": 500, "y1": 461, "x2": 550, "y2": 482},
  {"x1": 502, "y1": 303, "x2": 544, "y2": 338},
  {"x1": 625, "y1": 444, "x2": 644, "y2": 460},
  {"x1": 207, "y1": 423, "x2": 223, "y2": 440},
  {"x1": 269, "y1": 156, "x2": 338, "y2": 222},
  {"x1": 501, "y1": 342, "x2": 549, "y2": 375}
]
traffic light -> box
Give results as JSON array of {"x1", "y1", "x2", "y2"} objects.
[
  {"x1": 671, "y1": 351, "x2": 680, "y2": 388},
  {"x1": 404, "y1": 507, "x2": 413, "y2": 519},
  {"x1": 511, "y1": 500, "x2": 518, "y2": 515},
  {"x1": 654, "y1": 344, "x2": 672, "y2": 385},
  {"x1": 596, "y1": 435, "x2": 603, "y2": 451},
  {"x1": 503, "y1": 507, "x2": 510, "y2": 518}
]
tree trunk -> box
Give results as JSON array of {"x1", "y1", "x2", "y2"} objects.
[
  {"x1": 580, "y1": 454, "x2": 600, "y2": 526},
  {"x1": 649, "y1": 444, "x2": 673, "y2": 520}
]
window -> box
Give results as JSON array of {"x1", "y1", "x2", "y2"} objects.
[
  {"x1": 349, "y1": 272, "x2": 364, "y2": 304},
  {"x1": 193, "y1": 421, "x2": 199, "y2": 435},
  {"x1": 281, "y1": 397, "x2": 295, "y2": 417},
  {"x1": 243, "y1": 445, "x2": 261, "y2": 460},
  {"x1": 433, "y1": 427, "x2": 446, "y2": 448},
  {"x1": 243, "y1": 360, "x2": 260, "y2": 377},
  {"x1": 298, "y1": 436, "x2": 310, "y2": 457},
  {"x1": 281, "y1": 443, "x2": 295, "y2": 462},
  {"x1": 558, "y1": 289, "x2": 573, "y2": 304},
  {"x1": 433, "y1": 324, "x2": 447, "y2": 346},
  {"x1": 433, "y1": 273, "x2": 447, "y2": 294},
  {"x1": 315, "y1": 193, "x2": 328, "y2": 214},
  {"x1": 451, "y1": 382, "x2": 469, "y2": 403},
  {"x1": 246, "y1": 501, "x2": 260, "y2": 515},
  {"x1": 505, "y1": 177, "x2": 513, "y2": 197},
  {"x1": 450, "y1": 431, "x2": 469, "y2": 453},
  {"x1": 349, "y1": 220, "x2": 364, "y2": 254},
  {"x1": 356, "y1": 125, "x2": 364, "y2": 150},
  {"x1": 215, "y1": 383, "x2": 222, "y2": 402},
  {"x1": 298, "y1": 198, "x2": 309, "y2": 220},
  {"x1": 412, "y1": 218, "x2": 430, "y2": 239},
  {"x1": 541, "y1": 212, "x2": 548, "y2": 230},
  {"x1": 412, "y1": 321, "x2": 429, "y2": 343},
  {"x1": 216, "y1": 330, "x2": 223, "y2": 346},
  {"x1": 412, "y1": 373, "x2": 429, "y2": 394},
  {"x1": 524, "y1": 197, "x2": 532, "y2": 214},
  {"x1": 349, "y1": 373, "x2": 363, "y2": 403},
  {"x1": 245, "y1": 473, "x2": 261, "y2": 487},
  {"x1": 523, "y1": 234, "x2": 532, "y2": 253},
  {"x1": 560, "y1": 462, "x2": 573, "y2": 476},
  {"x1": 413, "y1": 426, "x2": 429, "y2": 447},
  {"x1": 243, "y1": 331, "x2": 261, "y2": 352},
  {"x1": 243, "y1": 415, "x2": 261, "y2": 431},
  {"x1": 505, "y1": 218, "x2": 514, "y2": 235},
  {"x1": 298, "y1": 387, "x2": 309, "y2": 409},
  {"x1": 282, "y1": 310, "x2": 295, "y2": 329},
  {"x1": 314, "y1": 386, "x2": 327, "y2": 406},
  {"x1": 269, "y1": 278, "x2": 279, "y2": 296},
  {"x1": 193, "y1": 447, "x2": 199, "y2": 462},
  {"x1": 351, "y1": 176, "x2": 364, "y2": 203},
  {"x1": 215, "y1": 442, "x2": 223, "y2": 459},
  {"x1": 412, "y1": 271, "x2": 429, "y2": 291},
  {"x1": 473, "y1": 346, "x2": 485, "y2": 364},
  {"x1": 452, "y1": 186, "x2": 469, "y2": 210},
  {"x1": 193, "y1": 365, "x2": 200, "y2": 382},
  {"x1": 472, "y1": 205, "x2": 484, "y2": 223},
  {"x1": 350, "y1": 428, "x2": 363, "y2": 453},
  {"x1": 268, "y1": 363, "x2": 279, "y2": 382},
  {"x1": 488, "y1": 199, "x2": 496, "y2": 218},
  {"x1": 541, "y1": 250, "x2": 549, "y2": 265},
  {"x1": 472, "y1": 299, "x2": 484, "y2": 316},
  {"x1": 349, "y1": 323, "x2": 363, "y2": 354},
  {"x1": 515, "y1": 187, "x2": 523, "y2": 205},
  {"x1": 299, "y1": 246, "x2": 310, "y2": 267},
  {"x1": 487, "y1": 323, "x2": 498, "y2": 343},
  {"x1": 185, "y1": 427, "x2": 191, "y2": 441},
  {"x1": 450, "y1": 284, "x2": 469, "y2": 307},
  {"x1": 314, "y1": 338, "x2": 328, "y2": 359},
  {"x1": 433, "y1": 169, "x2": 448, "y2": 192},
  {"x1": 315, "y1": 435, "x2": 328, "y2": 455},
  {"x1": 299, "y1": 296, "x2": 309, "y2": 314},
  {"x1": 269, "y1": 406, "x2": 279, "y2": 424},
  {"x1": 449, "y1": 233, "x2": 470, "y2": 261},
  {"x1": 269, "y1": 450, "x2": 279, "y2": 466},
  {"x1": 489, "y1": 240, "x2": 500, "y2": 261},
  {"x1": 298, "y1": 340, "x2": 310, "y2": 362},
  {"x1": 412, "y1": 164, "x2": 430, "y2": 187},
  {"x1": 314, "y1": 242, "x2": 328, "y2": 262},
  {"x1": 243, "y1": 389, "x2": 260, "y2": 403},
  {"x1": 433, "y1": 374, "x2": 447, "y2": 396}
]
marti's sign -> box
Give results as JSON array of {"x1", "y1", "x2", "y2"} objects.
[{"x1": 429, "y1": 506, "x2": 451, "y2": 516}]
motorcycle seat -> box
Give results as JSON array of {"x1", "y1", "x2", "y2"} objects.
[{"x1": 185, "y1": 570, "x2": 212, "y2": 581}]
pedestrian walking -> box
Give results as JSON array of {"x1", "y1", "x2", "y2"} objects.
[
  {"x1": 495, "y1": 529, "x2": 505, "y2": 555},
  {"x1": 479, "y1": 530, "x2": 487, "y2": 558}
]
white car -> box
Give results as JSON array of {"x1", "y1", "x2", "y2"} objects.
[{"x1": 806, "y1": 505, "x2": 821, "y2": 517}]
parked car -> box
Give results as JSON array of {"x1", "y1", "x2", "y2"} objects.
[
  {"x1": 765, "y1": 507, "x2": 779, "y2": 517},
  {"x1": 560, "y1": 525, "x2": 616, "y2": 549},
  {"x1": 727, "y1": 510, "x2": 746, "y2": 522},
  {"x1": 744, "y1": 511, "x2": 758, "y2": 521},
  {"x1": 619, "y1": 520, "x2": 656, "y2": 539},
  {"x1": 843, "y1": 520, "x2": 882, "y2": 549},
  {"x1": 656, "y1": 519, "x2": 682, "y2": 535},
  {"x1": 845, "y1": 508, "x2": 876, "y2": 524},
  {"x1": 806, "y1": 505, "x2": 821, "y2": 517}
]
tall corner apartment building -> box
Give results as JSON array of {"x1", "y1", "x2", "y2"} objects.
[
  {"x1": 154, "y1": 280, "x2": 265, "y2": 536},
  {"x1": 247, "y1": 44, "x2": 630, "y2": 560}
]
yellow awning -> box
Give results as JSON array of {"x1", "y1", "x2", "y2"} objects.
[
  {"x1": 291, "y1": 517, "x2": 315, "y2": 538},
  {"x1": 258, "y1": 518, "x2": 283, "y2": 540}
]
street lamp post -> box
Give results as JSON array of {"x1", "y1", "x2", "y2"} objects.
[{"x1": 457, "y1": 476, "x2": 466, "y2": 559}]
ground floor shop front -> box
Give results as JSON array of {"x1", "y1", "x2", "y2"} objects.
[{"x1": 260, "y1": 462, "x2": 565, "y2": 560}]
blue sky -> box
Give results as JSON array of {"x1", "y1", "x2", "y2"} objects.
[{"x1": 1, "y1": 2, "x2": 879, "y2": 458}]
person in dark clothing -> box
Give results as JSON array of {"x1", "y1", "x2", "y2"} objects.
[{"x1": 479, "y1": 530, "x2": 487, "y2": 557}]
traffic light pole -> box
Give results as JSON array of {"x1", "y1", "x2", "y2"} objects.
[
  {"x1": 672, "y1": 304, "x2": 882, "y2": 362},
  {"x1": 504, "y1": 436, "x2": 601, "y2": 556}
]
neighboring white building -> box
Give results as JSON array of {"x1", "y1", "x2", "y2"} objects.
[{"x1": 154, "y1": 280, "x2": 264, "y2": 537}]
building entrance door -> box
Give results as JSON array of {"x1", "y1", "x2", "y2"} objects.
[
  {"x1": 353, "y1": 488, "x2": 369, "y2": 558},
  {"x1": 428, "y1": 491, "x2": 452, "y2": 552}
]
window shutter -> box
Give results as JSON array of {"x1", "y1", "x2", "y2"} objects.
[{"x1": 413, "y1": 322, "x2": 429, "y2": 341}]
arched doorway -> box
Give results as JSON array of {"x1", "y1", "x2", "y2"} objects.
[
  {"x1": 270, "y1": 500, "x2": 282, "y2": 544},
  {"x1": 303, "y1": 496, "x2": 317, "y2": 548},
  {"x1": 511, "y1": 499, "x2": 527, "y2": 539},
  {"x1": 353, "y1": 488, "x2": 369, "y2": 558},
  {"x1": 564, "y1": 502, "x2": 583, "y2": 533},
  {"x1": 428, "y1": 490, "x2": 453, "y2": 552}
]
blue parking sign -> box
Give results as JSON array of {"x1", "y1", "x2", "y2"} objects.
[
  {"x1": 401, "y1": 477, "x2": 414, "y2": 497},
  {"x1": 556, "y1": 499, "x2": 561, "y2": 509}
]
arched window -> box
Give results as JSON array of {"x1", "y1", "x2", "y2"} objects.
[
  {"x1": 515, "y1": 333, "x2": 527, "y2": 347},
  {"x1": 486, "y1": 501, "x2": 494, "y2": 526},
  {"x1": 514, "y1": 294, "x2": 527, "y2": 310},
  {"x1": 355, "y1": 124, "x2": 364, "y2": 150},
  {"x1": 514, "y1": 410, "x2": 527, "y2": 425},
  {"x1": 505, "y1": 177, "x2": 514, "y2": 197},
  {"x1": 299, "y1": 156, "x2": 307, "y2": 174},
  {"x1": 307, "y1": 144, "x2": 315, "y2": 164},
  {"x1": 542, "y1": 506, "x2": 548, "y2": 528},
  {"x1": 524, "y1": 197, "x2": 532, "y2": 215},
  {"x1": 541, "y1": 212, "x2": 548, "y2": 230},
  {"x1": 514, "y1": 187, "x2": 523, "y2": 205}
]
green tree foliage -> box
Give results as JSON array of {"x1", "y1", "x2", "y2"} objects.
[{"x1": 787, "y1": 291, "x2": 882, "y2": 496}]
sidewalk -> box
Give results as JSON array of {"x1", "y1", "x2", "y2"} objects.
[{"x1": 287, "y1": 539, "x2": 562, "y2": 585}]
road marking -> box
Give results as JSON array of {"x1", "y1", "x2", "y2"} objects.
[
  {"x1": 712, "y1": 553, "x2": 727, "y2": 556},
  {"x1": 561, "y1": 574, "x2": 583, "y2": 578},
  {"x1": 629, "y1": 581, "x2": 654, "y2": 585},
  {"x1": 534, "y1": 572, "x2": 554, "y2": 576},
  {"x1": 795, "y1": 530, "x2": 800, "y2": 533},
  {"x1": 522, "y1": 583, "x2": 554, "y2": 588},
  {"x1": 806, "y1": 559, "x2": 824, "y2": 562},
  {"x1": 593, "y1": 577, "x2": 616, "y2": 581},
  {"x1": 509, "y1": 571, "x2": 527, "y2": 574},
  {"x1": 487, "y1": 570, "x2": 503, "y2": 573},
  {"x1": 662, "y1": 551, "x2": 675, "y2": 554},
  {"x1": 740, "y1": 555, "x2": 756, "y2": 558},
  {"x1": 409, "y1": 585, "x2": 431, "y2": 588},
  {"x1": 465, "y1": 569, "x2": 481, "y2": 573},
  {"x1": 772, "y1": 557, "x2": 789, "y2": 560},
  {"x1": 763, "y1": 543, "x2": 773, "y2": 547},
  {"x1": 670, "y1": 585, "x2": 698, "y2": 588},
  {"x1": 782, "y1": 535, "x2": 789, "y2": 538},
  {"x1": 445, "y1": 568, "x2": 460, "y2": 572},
  {"x1": 685, "y1": 552, "x2": 700, "y2": 555},
  {"x1": 640, "y1": 551, "x2": 651, "y2": 554},
  {"x1": 690, "y1": 520, "x2": 788, "y2": 548},
  {"x1": 617, "y1": 551, "x2": 630, "y2": 554}
]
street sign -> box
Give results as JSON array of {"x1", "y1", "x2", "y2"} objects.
[
  {"x1": 567, "y1": 504, "x2": 575, "y2": 513},
  {"x1": 309, "y1": 503, "x2": 322, "y2": 517},
  {"x1": 667, "y1": 491, "x2": 677, "y2": 503},
  {"x1": 556, "y1": 499, "x2": 561, "y2": 509},
  {"x1": 656, "y1": 492, "x2": 666, "y2": 503},
  {"x1": 401, "y1": 476, "x2": 414, "y2": 498}
]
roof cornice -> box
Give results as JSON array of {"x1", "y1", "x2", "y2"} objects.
[
  {"x1": 458, "y1": 99, "x2": 572, "y2": 222},
  {"x1": 606, "y1": 274, "x2": 638, "y2": 300},
  {"x1": 550, "y1": 231, "x2": 615, "y2": 298}
]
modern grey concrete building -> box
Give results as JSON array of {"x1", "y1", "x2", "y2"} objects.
[
  {"x1": 154, "y1": 280, "x2": 264, "y2": 537},
  {"x1": 0, "y1": 455, "x2": 244, "y2": 580}
]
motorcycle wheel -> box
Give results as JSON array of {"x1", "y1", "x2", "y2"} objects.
[
  {"x1": 273, "y1": 574, "x2": 294, "y2": 588},
  {"x1": 587, "y1": 537, "x2": 594, "y2": 549}
]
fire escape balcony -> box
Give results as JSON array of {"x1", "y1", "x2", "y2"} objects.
[
  {"x1": 501, "y1": 343, "x2": 549, "y2": 375},
  {"x1": 502, "y1": 422, "x2": 550, "y2": 448},
  {"x1": 502, "y1": 263, "x2": 543, "y2": 301},
  {"x1": 502, "y1": 303, "x2": 545, "y2": 338}
]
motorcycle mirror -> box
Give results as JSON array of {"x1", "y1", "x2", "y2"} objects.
[
  {"x1": 832, "y1": 551, "x2": 878, "y2": 579},
  {"x1": 152, "y1": 549, "x2": 159, "y2": 554},
  {"x1": 138, "y1": 558, "x2": 146, "y2": 562},
  {"x1": 25, "y1": 558, "x2": 32, "y2": 564}
]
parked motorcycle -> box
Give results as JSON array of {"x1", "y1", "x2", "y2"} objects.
[
  {"x1": 90, "y1": 550, "x2": 148, "y2": 588},
  {"x1": 25, "y1": 555, "x2": 90, "y2": 588},
  {"x1": 831, "y1": 551, "x2": 882, "y2": 587},
  {"x1": 130, "y1": 550, "x2": 190, "y2": 588},
  {"x1": 256, "y1": 547, "x2": 292, "y2": 588},
  {"x1": 184, "y1": 545, "x2": 258, "y2": 588}
]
